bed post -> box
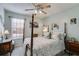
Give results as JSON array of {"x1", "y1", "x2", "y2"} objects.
[
  {"x1": 23, "y1": 18, "x2": 26, "y2": 43},
  {"x1": 64, "y1": 22, "x2": 67, "y2": 52},
  {"x1": 30, "y1": 14, "x2": 34, "y2": 56}
]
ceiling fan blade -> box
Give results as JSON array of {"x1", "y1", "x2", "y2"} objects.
[
  {"x1": 44, "y1": 5, "x2": 51, "y2": 8},
  {"x1": 25, "y1": 9, "x2": 34, "y2": 11},
  {"x1": 32, "y1": 3, "x2": 38, "y2": 7},
  {"x1": 40, "y1": 5, "x2": 51, "y2": 9},
  {"x1": 41, "y1": 10, "x2": 47, "y2": 14}
]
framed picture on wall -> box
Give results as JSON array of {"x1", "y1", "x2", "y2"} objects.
[
  {"x1": 70, "y1": 18, "x2": 77, "y2": 24},
  {"x1": 51, "y1": 24, "x2": 59, "y2": 30}
]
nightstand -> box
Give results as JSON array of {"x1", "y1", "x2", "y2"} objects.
[{"x1": 65, "y1": 40, "x2": 79, "y2": 55}]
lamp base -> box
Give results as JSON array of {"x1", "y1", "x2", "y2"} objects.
[{"x1": 5, "y1": 35, "x2": 8, "y2": 39}]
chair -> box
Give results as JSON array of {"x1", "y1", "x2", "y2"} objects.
[{"x1": 0, "y1": 40, "x2": 13, "y2": 56}]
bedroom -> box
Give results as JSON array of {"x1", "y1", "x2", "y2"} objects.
[{"x1": 0, "y1": 3, "x2": 79, "y2": 56}]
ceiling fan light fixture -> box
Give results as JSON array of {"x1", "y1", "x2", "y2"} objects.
[
  {"x1": 35, "y1": 10, "x2": 42, "y2": 14},
  {"x1": 35, "y1": 10, "x2": 38, "y2": 13},
  {"x1": 39, "y1": 10, "x2": 42, "y2": 13}
]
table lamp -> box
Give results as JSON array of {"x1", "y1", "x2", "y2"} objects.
[{"x1": 4, "y1": 30, "x2": 9, "y2": 39}]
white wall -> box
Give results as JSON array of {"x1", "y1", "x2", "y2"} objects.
[{"x1": 42, "y1": 5, "x2": 79, "y2": 40}]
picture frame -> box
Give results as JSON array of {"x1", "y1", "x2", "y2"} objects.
[
  {"x1": 70, "y1": 18, "x2": 77, "y2": 24},
  {"x1": 51, "y1": 24, "x2": 59, "y2": 30}
]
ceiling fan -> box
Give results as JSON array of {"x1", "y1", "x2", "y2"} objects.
[{"x1": 25, "y1": 3, "x2": 51, "y2": 14}]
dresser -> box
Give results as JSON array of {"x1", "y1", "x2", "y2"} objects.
[
  {"x1": 0, "y1": 39, "x2": 14, "y2": 56},
  {"x1": 65, "y1": 40, "x2": 79, "y2": 55}
]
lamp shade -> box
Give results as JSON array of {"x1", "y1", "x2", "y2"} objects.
[
  {"x1": 43, "y1": 27, "x2": 48, "y2": 32},
  {"x1": 4, "y1": 30, "x2": 9, "y2": 34}
]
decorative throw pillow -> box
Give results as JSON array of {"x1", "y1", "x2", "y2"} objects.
[
  {"x1": 43, "y1": 32, "x2": 49, "y2": 39},
  {"x1": 51, "y1": 32, "x2": 59, "y2": 40}
]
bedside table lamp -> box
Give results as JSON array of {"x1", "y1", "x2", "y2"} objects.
[
  {"x1": 4, "y1": 30, "x2": 9, "y2": 39},
  {"x1": 43, "y1": 26, "x2": 48, "y2": 36}
]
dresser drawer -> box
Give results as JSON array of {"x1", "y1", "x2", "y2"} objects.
[{"x1": 65, "y1": 41, "x2": 79, "y2": 55}]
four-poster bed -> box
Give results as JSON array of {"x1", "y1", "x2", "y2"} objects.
[
  {"x1": 23, "y1": 15, "x2": 65, "y2": 56},
  {"x1": 23, "y1": 14, "x2": 65, "y2": 56}
]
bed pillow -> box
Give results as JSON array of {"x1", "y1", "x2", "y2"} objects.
[
  {"x1": 51, "y1": 32, "x2": 59, "y2": 40},
  {"x1": 43, "y1": 32, "x2": 49, "y2": 39}
]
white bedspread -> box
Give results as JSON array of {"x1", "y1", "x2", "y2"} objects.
[{"x1": 24, "y1": 37, "x2": 65, "y2": 56}]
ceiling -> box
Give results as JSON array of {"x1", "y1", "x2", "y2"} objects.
[{"x1": 0, "y1": 3, "x2": 79, "y2": 18}]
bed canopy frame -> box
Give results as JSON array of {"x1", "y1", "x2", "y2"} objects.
[{"x1": 30, "y1": 14, "x2": 35, "y2": 56}]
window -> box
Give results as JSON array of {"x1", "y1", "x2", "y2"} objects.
[{"x1": 11, "y1": 18, "x2": 24, "y2": 38}]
